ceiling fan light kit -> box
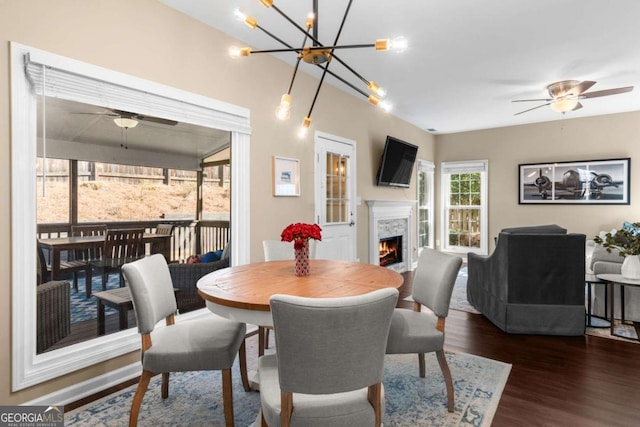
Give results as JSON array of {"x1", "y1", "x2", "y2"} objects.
[
  {"x1": 113, "y1": 117, "x2": 139, "y2": 129},
  {"x1": 513, "y1": 79, "x2": 634, "y2": 116},
  {"x1": 230, "y1": 0, "x2": 406, "y2": 137}
]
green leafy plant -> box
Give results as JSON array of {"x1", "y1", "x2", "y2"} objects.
[{"x1": 593, "y1": 222, "x2": 640, "y2": 256}]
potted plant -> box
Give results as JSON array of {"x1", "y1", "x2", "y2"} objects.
[{"x1": 594, "y1": 222, "x2": 640, "y2": 279}]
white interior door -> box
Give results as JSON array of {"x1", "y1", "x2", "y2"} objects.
[{"x1": 314, "y1": 132, "x2": 356, "y2": 261}]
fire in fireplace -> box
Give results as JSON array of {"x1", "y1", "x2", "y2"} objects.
[{"x1": 379, "y1": 236, "x2": 402, "y2": 267}]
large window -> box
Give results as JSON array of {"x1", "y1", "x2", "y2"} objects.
[
  {"x1": 417, "y1": 160, "x2": 434, "y2": 251},
  {"x1": 441, "y1": 160, "x2": 488, "y2": 254}
]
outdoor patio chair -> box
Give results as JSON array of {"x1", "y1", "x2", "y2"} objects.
[
  {"x1": 92, "y1": 228, "x2": 144, "y2": 292},
  {"x1": 37, "y1": 240, "x2": 93, "y2": 297},
  {"x1": 71, "y1": 223, "x2": 107, "y2": 263},
  {"x1": 385, "y1": 247, "x2": 462, "y2": 412},
  {"x1": 122, "y1": 254, "x2": 249, "y2": 427}
]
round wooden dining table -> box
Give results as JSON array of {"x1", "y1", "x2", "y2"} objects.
[{"x1": 197, "y1": 259, "x2": 404, "y2": 328}]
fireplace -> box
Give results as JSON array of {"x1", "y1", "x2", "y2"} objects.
[
  {"x1": 366, "y1": 200, "x2": 414, "y2": 273},
  {"x1": 379, "y1": 236, "x2": 402, "y2": 266}
]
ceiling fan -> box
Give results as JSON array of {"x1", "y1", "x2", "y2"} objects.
[
  {"x1": 512, "y1": 80, "x2": 634, "y2": 116},
  {"x1": 73, "y1": 108, "x2": 178, "y2": 127}
]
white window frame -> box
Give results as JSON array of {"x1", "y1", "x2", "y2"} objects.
[
  {"x1": 440, "y1": 160, "x2": 488, "y2": 255},
  {"x1": 11, "y1": 42, "x2": 251, "y2": 391},
  {"x1": 416, "y1": 160, "x2": 435, "y2": 252}
]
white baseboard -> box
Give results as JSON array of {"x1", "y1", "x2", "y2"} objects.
[{"x1": 24, "y1": 362, "x2": 141, "y2": 406}]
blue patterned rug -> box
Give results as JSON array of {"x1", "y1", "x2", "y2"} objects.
[
  {"x1": 65, "y1": 335, "x2": 511, "y2": 426},
  {"x1": 69, "y1": 273, "x2": 121, "y2": 324}
]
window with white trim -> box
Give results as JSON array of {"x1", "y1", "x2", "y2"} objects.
[
  {"x1": 417, "y1": 160, "x2": 434, "y2": 251},
  {"x1": 441, "y1": 160, "x2": 488, "y2": 254}
]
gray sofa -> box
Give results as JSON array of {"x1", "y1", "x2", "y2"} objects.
[{"x1": 467, "y1": 224, "x2": 586, "y2": 335}]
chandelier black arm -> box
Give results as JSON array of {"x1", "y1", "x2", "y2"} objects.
[
  {"x1": 306, "y1": 0, "x2": 353, "y2": 119},
  {"x1": 251, "y1": 43, "x2": 376, "y2": 54}
]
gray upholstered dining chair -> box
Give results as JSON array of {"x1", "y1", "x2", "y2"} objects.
[
  {"x1": 385, "y1": 247, "x2": 462, "y2": 412},
  {"x1": 259, "y1": 288, "x2": 399, "y2": 427},
  {"x1": 121, "y1": 254, "x2": 250, "y2": 427}
]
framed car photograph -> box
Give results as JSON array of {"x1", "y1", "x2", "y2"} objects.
[{"x1": 519, "y1": 158, "x2": 630, "y2": 204}]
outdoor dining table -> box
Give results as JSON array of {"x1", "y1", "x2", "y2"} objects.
[{"x1": 38, "y1": 233, "x2": 171, "y2": 280}]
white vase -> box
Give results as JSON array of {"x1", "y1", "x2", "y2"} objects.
[{"x1": 621, "y1": 255, "x2": 640, "y2": 280}]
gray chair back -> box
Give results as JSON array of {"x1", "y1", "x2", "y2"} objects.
[
  {"x1": 122, "y1": 254, "x2": 178, "y2": 334},
  {"x1": 270, "y1": 287, "x2": 398, "y2": 395},
  {"x1": 412, "y1": 248, "x2": 463, "y2": 318}
]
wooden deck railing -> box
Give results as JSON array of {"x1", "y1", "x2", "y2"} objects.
[{"x1": 37, "y1": 219, "x2": 230, "y2": 263}]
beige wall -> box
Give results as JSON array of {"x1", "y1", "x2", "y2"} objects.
[
  {"x1": 0, "y1": 0, "x2": 433, "y2": 403},
  {"x1": 436, "y1": 112, "x2": 640, "y2": 251}
]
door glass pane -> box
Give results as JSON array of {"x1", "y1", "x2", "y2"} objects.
[{"x1": 325, "y1": 152, "x2": 348, "y2": 224}]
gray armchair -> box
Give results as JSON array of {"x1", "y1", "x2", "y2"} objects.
[{"x1": 467, "y1": 224, "x2": 586, "y2": 335}]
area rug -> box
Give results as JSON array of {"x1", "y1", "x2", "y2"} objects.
[
  {"x1": 69, "y1": 273, "x2": 121, "y2": 324},
  {"x1": 65, "y1": 336, "x2": 511, "y2": 427},
  {"x1": 405, "y1": 267, "x2": 481, "y2": 314}
]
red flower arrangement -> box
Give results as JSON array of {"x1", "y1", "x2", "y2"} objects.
[{"x1": 281, "y1": 223, "x2": 322, "y2": 250}]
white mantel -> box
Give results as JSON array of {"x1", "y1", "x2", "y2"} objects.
[{"x1": 366, "y1": 200, "x2": 415, "y2": 272}]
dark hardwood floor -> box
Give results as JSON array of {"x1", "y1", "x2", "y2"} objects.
[
  {"x1": 65, "y1": 270, "x2": 640, "y2": 426},
  {"x1": 398, "y1": 270, "x2": 640, "y2": 427}
]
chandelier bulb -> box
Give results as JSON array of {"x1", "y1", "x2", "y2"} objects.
[
  {"x1": 378, "y1": 101, "x2": 393, "y2": 113},
  {"x1": 306, "y1": 13, "x2": 315, "y2": 29},
  {"x1": 376, "y1": 37, "x2": 408, "y2": 52},
  {"x1": 259, "y1": 0, "x2": 273, "y2": 8},
  {"x1": 298, "y1": 117, "x2": 312, "y2": 138},
  {"x1": 367, "y1": 81, "x2": 386, "y2": 97},
  {"x1": 275, "y1": 94, "x2": 292, "y2": 120},
  {"x1": 229, "y1": 46, "x2": 252, "y2": 58}
]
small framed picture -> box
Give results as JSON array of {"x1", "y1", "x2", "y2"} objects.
[{"x1": 273, "y1": 156, "x2": 300, "y2": 196}]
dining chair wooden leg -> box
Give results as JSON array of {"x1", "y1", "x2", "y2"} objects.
[
  {"x1": 238, "y1": 340, "x2": 250, "y2": 392},
  {"x1": 161, "y1": 372, "x2": 170, "y2": 399},
  {"x1": 129, "y1": 370, "x2": 153, "y2": 427},
  {"x1": 367, "y1": 383, "x2": 382, "y2": 427},
  {"x1": 261, "y1": 412, "x2": 268, "y2": 427},
  {"x1": 436, "y1": 349, "x2": 455, "y2": 412},
  {"x1": 222, "y1": 368, "x2": 234, "y2": 427},
  {"x1": 418, "y1": 352, "x2": 426, "y2": 378},
  {"x1": 280, "y1": 391, "x2": 293, "y2": 427}
]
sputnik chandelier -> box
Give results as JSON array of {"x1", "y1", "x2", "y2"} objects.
[{"x1": 229, "y1": 0, "x2": 407, "y2": 137}]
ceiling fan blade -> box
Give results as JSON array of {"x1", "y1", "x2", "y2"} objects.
[
  {"x1": 512, "y1": 98, "x2": 553, "y2": 103},
  {"x1": 567, "y1": 80, "x2": 596, "y2": 95},
  {"x1": 137, "y1": 115, "x2": 179, "y2": 126},
  {"x1": 581, "y1": 86, "x2": 634, "y2": 99},
  {"x1": 514, "y1": 102, "x2": 552, "y2": 116},
  {"x1": 572, "y1": 102, "x2": 583, "y2": 111},
  {"x1": 72, "y1": 112, "x2": 118, "y2": 117}
]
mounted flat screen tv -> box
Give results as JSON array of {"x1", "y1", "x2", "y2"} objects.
[{"x1": 376, "y1": 136, "x2": 418, "y2": 187}]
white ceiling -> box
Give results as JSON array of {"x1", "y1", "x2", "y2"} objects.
[{"x1": 159, "y1": 0, "x2": 640, "y2": 134}]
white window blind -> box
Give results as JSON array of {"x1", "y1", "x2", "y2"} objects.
[{"x1": 24, "y1": 53, "x2": 250, "y2": 133}]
